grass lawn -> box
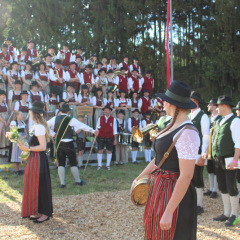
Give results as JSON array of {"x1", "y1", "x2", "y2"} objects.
[{"x1": 0, "y1": 162, "x2": 148, "y2": 202}]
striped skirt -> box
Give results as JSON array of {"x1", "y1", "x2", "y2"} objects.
[
  {"x1": 143, "y1": 169, "x2": 197, "y2": 240},
  {"x1": 21, "y1": 151, "x2": 53, "y2": 218}
]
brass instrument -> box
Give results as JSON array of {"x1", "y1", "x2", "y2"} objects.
[
  {"x1": 112, "y1": 70, "x2": 128, "y2": 79},
  {"x1": 112, "y1": 84, "x2": 118, "y2": 92},
  {"x1": 96, "y1": 77, "x2": 106, "y2": 88},
  {"x1": 32, "y1": 54, "x2": 42, "y2": 65},
  {"x1": 132, "y1": 124, "x2": 158, "y2": 143},
  {"x1": 86, "y1": 83, "x2": 91, "y2": 89},
  {"x1": 151, "y1": 101, "x2": 161, "y2": 123}
]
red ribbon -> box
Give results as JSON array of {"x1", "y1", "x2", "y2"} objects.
[{"x1": 166, "y1": 0, "x2": 171, "y2": 89}]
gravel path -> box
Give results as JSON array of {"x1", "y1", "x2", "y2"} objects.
[{"x1": 0, "y1": 191, "x2": 239, "y2": 240}]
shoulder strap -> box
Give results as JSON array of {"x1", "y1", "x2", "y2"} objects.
[{"x1": 157, "y1": 124, "x2": 198, "y2": 169}]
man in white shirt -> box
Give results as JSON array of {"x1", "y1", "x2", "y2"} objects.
[
  {"x1": 190, "y1": 91, "x2": 210, "y2": 215},
  {"x1": 96, "y1": 105, "x2": 117, "y2": 170},
  {"x1": 212, "y1": 96, "x2": 240, "y2": 226},
  {"x1": 47, "y1": 104, "x2": 99, "y2": 188}
]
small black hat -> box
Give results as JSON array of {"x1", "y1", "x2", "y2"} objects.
[
  {"x1": 120, "y1": 67, "x2": 126, "y2": 71},
  {"x1": 44, "y1": 53, "x2": 52, "y2": 58},
  {"x1": 123, "y1": 55, "x2": 128, "y2": 59},
  {"x1": 86, "y1": 64, "x2": 93, "y2": 69},
  {"x1": 208, "y1": 98, "x2": 218, "y2": 105},
  {"x1": 119, "y1": 89, "x2": 127, "y2": 94},
  {"x1": 31, "y1": 81, "x2": 39, "y2": 88},
  {"x1": 14, "y1": 80, "x2": 21, "y2": 85},
  {"x1": 76, "y1": 55, "x2": 82, "y2": 59},
  {"x1": 146, "y1": 70, "x2": 152, "y2": 74},
  {"x1": 145, "y1": 110, "x2": 152, "y2": 116},
  {"x1": 118, "y1": 110, "x2": 125, "y2": 115},
  {"x1": 63, "y1": 42, "x2": 69, "y2": 47},
  {"x1": 134, "y1": 57, "x2": 139, "y2": 61},
  {"x1": 217, "y1": 96, "x2": 234, "y2": 107},
  {"x1": 190, "y1": 91, "x2": 202, "y2": 103},
  {"x1": 233, "y1": 101, "x2": 240, "y2": 110},
  {"x1": 10, "y1": 61, "x2": 18, "y2": 69},
  {"x1": 98, "y1": 68, "x2": 106, "y2": 74},
  {"x1": 111, "y1": 56, "x2": 116, "y2": 60},
  {"x1": 22, "y1": 46, "x2": 28, "y2": 52},
  {"x1": 97, "y1": 62, "x2": 103, "y2": 65},
  {"x1": 107, "y1": 90, "x2": 113, "y2": 94},
  {"x1": 131, "y1": 68, "x2": 138, "y2": 73},
  {"x1": 68, "y1": 82, "x2": 75, "y2": 88},
  {"x1": 77, "y1": 46, "x2": 83, "y2": 50},
  {"x1": 21, "y1": 90, "x2": 29, "y2": 95},
  {"x1": 2, "y1": 44, "x2": 8, "y2": 48},
  {"x1": 132, "y1": 108, "x2": 141, "y2": 113},
  {"x1": 81, "y1": 84, "x2": 89, "y2": 90},
  {"x1": 60, "y1": 103, "x2": 71, "y2": 112},
  {"x1": 54, "y1": 59, "x2": 62, "y2": 64},
  {"x1": 96, "y1": 87, "x2": 103, "y2": 92},
  {"x1": 102, "y1": 55, "x2": 108, "y2": 59},
  {"x1": 103, "y1": 105, "x2": 112, "y2": 111},
  {"x1": 29, "y1": 101, "x2": 45, "y2": 113},
  {"x1": 107, "y1": 69, "x2": 113, "y2": 74},
  {"x1": 25, "y1": 60, "x2": 32, "y2": 66},
  {"x1": 143, "y1": 89, "x2": 150, "y2": 93},
  {"x1": 48, "y1": 45, "x2": 55, "y2": 50},
  {"x1": 0, "y1": 90, "x2": 6, "y2": 95},
  {"x1": 69, "y1": 61, "x2": 77, "y2": 66},
  {"x1": 132, "y1": 90, "x2": 138, "y2": 95},
  {"x1": 28, "y1": 40, "x2": 35, "y2": 44},
  {"x1": 158, "y1": 80, "x2": 197, "y2": 109}
]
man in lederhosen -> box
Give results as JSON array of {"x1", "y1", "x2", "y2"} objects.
[
  {"x1": 212, "y1": 96, "x2": 240, "y2": 226},
  {"x1": 204, "y1": 98, "x2": 222, "y2": 199},
  {"x1": 190, "y1": 91, "x2": 210, "y2": 215},
  {"x1": 47, "y1": 104, "x2": 99, "y2": 188}
]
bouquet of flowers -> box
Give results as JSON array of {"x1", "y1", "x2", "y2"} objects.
[{"x1": 6, "y1": 126, "x2": 30, "y2": 161}]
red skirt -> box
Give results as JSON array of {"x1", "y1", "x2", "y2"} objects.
[
  {"x1": 143, "y1": 169, "x2": 179, "y2": 240},
  {"x1": 21, "y1": 152, "x2": 41, "y2": 217}
]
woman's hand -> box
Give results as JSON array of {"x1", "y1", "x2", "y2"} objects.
[
  {"x1": 160, "y1": 211, "x2": 173, "y2": 231},
  {"x1": 18, "y1": 144, "x2": 29, "y2": 151}
]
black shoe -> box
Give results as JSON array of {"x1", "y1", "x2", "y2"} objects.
[
  {"x1": 76, "y1": 181, "x2": 83, "y2": 186},
  {"x1": 210, "y1": 191, "x2": 218, "y2": 199},
  {"x1": 60, "y1": 184, "x2": 66, "y2": 188},
  {"x1": 80, "y1": 165, "x2": 85, "y2": 169},
  {"x1": 204, "y1": 190, "x2": 212, "y2": 196},
  {"x1": 133, "y1": 161, "x2": 139, "y2": 164},
  {"x1": 30, "y1": 216, "x2": 41, "y2": 220},
  {"x1": 197, "y1": 206, "x2": 204, "y2": 215},
  {"x1": 225, "y1": 215, "x2": 236, "y2": 227},
  {"x1": 213, "y1": 214, "x2": 229, "y2": 222},
  {"x1": 33, "y1": 217, "x2": 49, "y2": 224}
]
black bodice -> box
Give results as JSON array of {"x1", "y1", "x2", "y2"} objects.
[
  {"x1": 29, "y1": 135, "x2": 40, "y2": 147},
  {"x1": 154, "y1": 123, "x2": 192, "y2": 172}
]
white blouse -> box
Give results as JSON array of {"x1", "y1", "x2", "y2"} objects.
[{"x1": 33, "y1": 124, "x2": 46, "y2": 136}]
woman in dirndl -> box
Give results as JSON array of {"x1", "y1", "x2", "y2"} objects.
[
  {"x1": 10, "y1": 111, "x2": 27, "y2": 175},
  {"x1": 7, "y1": 80, "x2": 22, "y2": 112},
  {"x1": 106, "y1": 90, "x2": 117, "y2": 118},
  {"x1": 21, "y1": 61, "x2": 34, "y2": 91},
  {"x1": 0, "y1": 90, "x2": 9, "y2": 157},
  {"x1": 18, "y1": 101, "x2": 53, "y2": 223},
  {"x1": 7, "y1": 61, "x2": 20, "y2": 91},
  {"x1": 62, "y1": 83, "x2": 79, "y2": 119},
  {"x1": 131, "y1": 81, "x2": 200, "y2": 240},
  {"x1": 35, "y1": 61, "x2": 50, "y2": 95},
  {"x1": 45, "y1": 87, "x2": 60, "y2": 119}
]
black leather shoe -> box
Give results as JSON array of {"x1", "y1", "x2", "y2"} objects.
[
  {"x1": 60, "y1": 184, "x2": 66, "y2": 188},
  {"x1": 213, "y1": 214, "x2": 229, "y2": 222},
  {"x1": 30, "y1": 216, "x2": 41, "y2": 220},
  {"x1": 197, "y1": 206, "x2": 204, "y2": 215},
  {"x1": 225, "y1": 215, "x2": 236, "y2": 227},
  {"x1": 133, "y1": 161, "x2": 139, "y2": 164},
  {"x1": 33, "y1": 217, "x2": 49, "y2": 224},
  {"x1": 204, "y1": 190, "x2": 212, "y2": 196},
  {"x1": 210, "y1": 191, "x2": 218, "y2": 199},
  {"x1": 76, "y1": 181, "x2": 83, "y2": 186}
]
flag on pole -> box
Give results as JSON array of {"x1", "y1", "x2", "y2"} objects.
[{"x1": 166, "y1": 0, "x2": 171, "y2": 89}]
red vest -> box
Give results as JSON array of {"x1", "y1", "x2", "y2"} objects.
[
  {"x1": 27, "y1": 49, "x2": 38, "y2": 57},
  {"x1": 131, "y1": 64, "x2": 140, "y2": 71},
  {"x1": 8, "y1": 46, "x2": 14, "y2": 57},
  {"x1": 119, "y1": 99, "x2": 128, "y2": 107},
  {"x1": 67, "y1": 70, "x2": 79, "y2": 89},
  {"x1": 141, "y1": 97, "x2": 151, "y2": 114},
  {"x1": 61, "y1": 51, "x2": 71, "y2": 66},
  {"x1": 10, "y1": 71, "x2": 18, "y2": 80},
  {"x1": 83, "y1": 71, "x2": 92, "y2": 84},
  {"x1": 12, "y1": 91, "x2": 21, "y2": 101},
  {"x1": 76, "y1": 54, "x2": 85, "y2": 61},
  {"x1": 131, "y1": 99, "x2": 138, "y2": 108},
  {"x1": 131, "y1": 117, "x2": 140, "y2": 128},
  {"x1": 96, "y1": 98, "x2": 103, "y2": 106},
  {"x1": 0, "y1": 103, "x2": 7, "y2": 113},
  {"x1": 118, "y1": 75, "x2": 128, "y2": 92},
  {"x1": 98, "y1": 116, "x2": 114, "y2": 138},
  {"x1": 121, "y1": 62, "x2": 129, "y2": 71},
  {"x1": 31, "y1": 92, "x2": 41, "y2": 103},
  {"x1": 38, "y1": 71, "x2": 48, "y2": 81},
  {"x1": 76, "y1": 64, "x2": 81, "y2": 73},
  {"x1": 142, "y1": 77, "x2": 154, "y2": 94},
  {"x1": 131, "y1": 76, "x2": 139, "y2": 91},
  {"x1": 49, "y1": 98, "x2": 58, "y2": 105},
  {"x1": 0, "y1": 53, "x2": 10, "y2": 61},
  {"x1": 81, "y1": 96, "x2": 88, "y2": 103},
  {"x1": 25, "y1": 72, "x2": 33, "y2": 80},
  {"x1": 51, "y1": 68, "x2": 63, "y2": 86},
  {"x1": 19, "y1": 101, "x2": 29, "y2": 113},
  {"x1": 18, "y1": 54, "x2": 29, "y2": 62}
]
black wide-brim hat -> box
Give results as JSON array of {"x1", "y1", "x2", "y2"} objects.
[
  {"x1": 207, "y1": 98, "x2": 218, "y2": 105},
  {"x1": 69, "y1": 61, "x2": 77, "y2": 66},
  {"x1": 0, "y1": 90, "x2": 6, "y2": 95},
  {"x1": 54, "y1": 59, "x2": 62, "y2": 64},
  {"x1": 145, "y1": 110, "x2": 152, "y2": 116},
  {"x1": 31, "y1": 81, "x2": 39, "y2": 88},
  {"x1": 158, "y1": 80, "x2": 197, "y2": 109},
  {"x1": 29, "y1": 101, "x2": 45, "y2": 113},
  {"x1": 22, "y1": 46, "x2": 28, "y2": 52},
  {"x1": 86, "y1": 64, "x2": 93, "y2": 69},
  {"x1": 103, "y1": 105, "x2": 112, "y2": 111},
  {"x1": 132, "y1": 108, "x2": 141, "y2": 113},
  {"x1": 21, "y1": 90, "x2": 29, "y2": 95},
  {"x1": 60, "y1": 103, "x2": 71, "y2": 112},
  {"x1": 2, "y1": 44, "x2": 8, "y2": 48},
  {"x1": 81, "y1": 84, "x2": 89, "y2": 90},
  {"x1": 118, "y1": 110, "x2": 125, "y2": 115},
  {"x1": 233, "y1": 101, "x2": 240, "y2": 110},
  {"x1": 190, "y1": 91, "x2": 202, "y2": 103},
  {"x1": 217, "y1": 96, "x2": 235, "y2": 107}
]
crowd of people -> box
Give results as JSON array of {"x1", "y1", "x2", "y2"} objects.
[{"x1": 0, "y1": 38, "x2": 240, "y2": 231}]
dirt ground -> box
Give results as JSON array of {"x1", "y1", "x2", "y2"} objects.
[{"x1": 0, "y1": 191, "x2": 239, "y2": 240}]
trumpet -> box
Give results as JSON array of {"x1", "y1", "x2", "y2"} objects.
[
  {"x1": 132, "y1": 124, "x2": 158, "y2": 143},
  {"x1": 32, "y1": 54, "x2": 42, "y2": 65}
]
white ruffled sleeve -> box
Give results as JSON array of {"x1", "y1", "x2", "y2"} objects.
[
  {"x1": 175, "y1": 129, "x2": 200, "y2": 160},
  {"x1": 34, "y1": 124, "x2": 46, "y2": 136}
]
